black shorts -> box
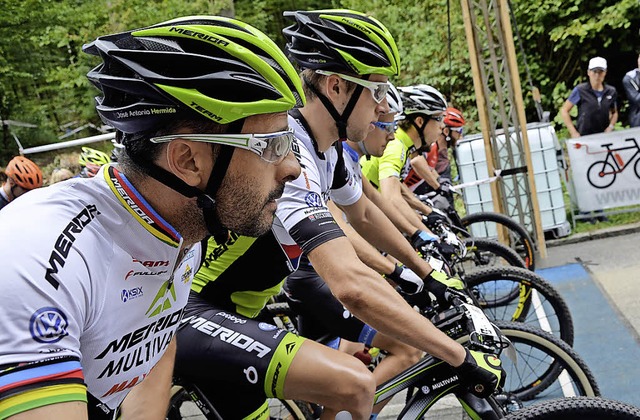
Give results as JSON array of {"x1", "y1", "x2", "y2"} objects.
[
  {"x1": 284, "y1": 264, "x2": 377, "y2": 345},
  {"x1": 174, "y1": 291, "x2": 305, "y2": 419}
]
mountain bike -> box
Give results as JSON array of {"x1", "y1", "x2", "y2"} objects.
[
  {"x1": 464, "y1": 266, "x2": 574, "y2": 345},
  {"x1": 425, "y1": 217, "x2": 526, "y2": 276},
  {"x1": 417, "y1": 235, "x2": 572, "y2": 345},
  {"x1": 586, "y1": 138, "x2": 640, "y2": 189},
  {"x1": 421, "y1": 192, "x2": 536, "y2": 270}
]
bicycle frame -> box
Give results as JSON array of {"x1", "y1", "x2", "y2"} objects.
[
  {"x1": 600, "y1": 138, "x2": 640, "y2": 173},
  {"x1": 373, "y1": 353, "x2": 505, "y2": 419}
]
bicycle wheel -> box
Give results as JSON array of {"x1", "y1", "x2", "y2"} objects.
[
  {"x1": 454, "y1": 238, "x2": 526, "y2": 275},
  {"x1": 491, "y1": 321, "x2": 599, "y2": 402},
  {"x1": 461, "y1": 212, "x2": 536, "y2": 270},
  {"x1": 464, "y1": 266, "x2": 574, "y2": 345},
  {"x1": 504, "y1": 397, "x2": 640, "y2": 420},
  {"x1": 587, "y1": 160, "x2": 616, "y2": 189}
]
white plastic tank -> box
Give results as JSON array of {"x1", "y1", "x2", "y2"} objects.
[{"x1": 456, "y1": 122, "x2": 571, "y2": 238}]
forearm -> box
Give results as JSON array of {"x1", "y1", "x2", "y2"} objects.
[
  {"x1": 400, "y1": 182, "x2": 433, "y2": 217},
  {"x1": 309, "y1": 239, "x2": 466, "y2": 366},
  {"x1": 119, "y1": 338, "x2": 176, "y2": 419},
  {"x1": 381, "y1": 177, "x2": 430, "y2": 230},
  {"x1": 410, "y1": 157, "x2": 440, "y2": 190},
  {"x1": 363, "y1": 177, "x2": 423, "y2": 236},
  {"x1": 328, "y1": 200, "x2": 395, "y2": 274},
  {"x1": 343, "y1": 196, "x2": 432, "y2": 277}
]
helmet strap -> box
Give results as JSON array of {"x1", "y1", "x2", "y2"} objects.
[
  {"x1": 410, "y1": 115, "x2": 428, "y2": 151},
  {"x1": 303, "y1": 75, "x2": 365, "y2": 141},
  {"x1": 357, "y1": 140, "x2": 372, "y2": 160},
  {"x1": 123, "y1": 118, "x2": 244, "y2": 244}
]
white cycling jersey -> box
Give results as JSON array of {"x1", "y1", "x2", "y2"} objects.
[
  {"x1": 273, "y1": 110, "x2": 363, "y2": 254},
  {"x1": 0, "y1": 165, "x2": 198, "y2": 418}
]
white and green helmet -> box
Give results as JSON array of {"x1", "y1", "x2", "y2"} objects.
[
  {"x1": 84, "y1": 16, "x2": 306, "y2": 134},
  {"x1": 282, "y1": 9, "x2": 400, "y2": 77}
]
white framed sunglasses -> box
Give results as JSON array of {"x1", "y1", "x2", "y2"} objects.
[
  {"x1": 315, "y1": 70, "x2": 390, "y2": 104},
  {"x1": 150, "y1": 129, "x2": 295, "y2": 164},
  {"x1": 373, "y1": 121, "x2": 397, "y2": 134}
]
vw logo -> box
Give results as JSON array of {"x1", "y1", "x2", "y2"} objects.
[
  {"x1": 29, "y1": 307, "x2": 69, "y2": 343},
  {"x1": 305, "y1": 192, "x2": 323, "y2": 207}
]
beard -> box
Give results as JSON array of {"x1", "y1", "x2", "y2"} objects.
[{"x1": 214, "y1": 174, "x2": 285, "y2": 238}]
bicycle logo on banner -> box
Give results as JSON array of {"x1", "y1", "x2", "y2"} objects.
[{"x1": 573, "y1": 137, "x2": 640, "y2": 189}]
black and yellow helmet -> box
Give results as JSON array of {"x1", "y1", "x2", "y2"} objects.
[
  {"x1": 282, "y1": 9, "x2": 400, "y2": 77},
  {"x1": 84, "y1": 16, "x2": 306, "y2": 134}
]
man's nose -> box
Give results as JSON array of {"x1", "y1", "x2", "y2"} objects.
[{"x1": 279, "y1": 150, "x2": 301, "y2": 183}]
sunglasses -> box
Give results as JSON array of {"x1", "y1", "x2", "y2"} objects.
[
  {"x1": 150, "y1": 129, "x2": 295, "y2": 164},
  {"x1": 451, "y1": 127, "x2": 464, "y2": 135},
  {"x1": 429, "y1": 115, "x2": 445, "y2": 123},
  {"x1": 315, "y1": 70, "x2": 390, "y2": 104},
  {"x1": 373, "y1": 121, "x2": 397, "y2": 134}
]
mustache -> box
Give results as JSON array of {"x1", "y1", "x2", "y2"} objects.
[{"x1": 266, "y1": 183, "x2": 286, "y2": 203}]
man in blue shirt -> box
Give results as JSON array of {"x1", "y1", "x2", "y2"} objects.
[{"x1": 560, "y1": 56, "x2": 618, "y2": 137}]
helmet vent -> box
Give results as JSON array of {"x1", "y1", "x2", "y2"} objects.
[{"x1": 138, "y1": 37, "x2": 182, "y2": 52}]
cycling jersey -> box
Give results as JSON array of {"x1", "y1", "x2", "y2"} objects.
[
  {"x1": 0, "y1": 165, "x2": 198, "y2": 419},
  {"x1": 361, "y1": 127, "x2": 415, "y2": 189}
]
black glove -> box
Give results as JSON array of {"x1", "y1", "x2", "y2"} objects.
[
  {"x1": 424, "y1": 211, "x2": 449, "y2": 228},
  {"x1": 454, "y1": 348, "x2": 505, "y2": 398},
  {"x1": 385, "y1": 265, "x2": 424, "y2": 294},
  {"x1": 423, "y1": 269, "x2": 465, "y2": 308},
  {"x1": 410, "y1": 229, "x2": 439, "y2": 250}
]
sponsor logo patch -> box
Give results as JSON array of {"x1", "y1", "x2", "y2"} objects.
[{"x1": 30, "y1": 307, "x2": 69, "y2": 343}]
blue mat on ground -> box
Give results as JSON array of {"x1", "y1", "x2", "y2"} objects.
[{"x1": 536, "y1": 263, "x2": 640, "y2": 407}]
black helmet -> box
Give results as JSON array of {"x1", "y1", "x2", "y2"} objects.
[
  {"x1": 282, "y1": 9, "x2": 400, "y2": 77},
  {"x1": 84, "y1": 16, "x2": 306, "y2": 135}
]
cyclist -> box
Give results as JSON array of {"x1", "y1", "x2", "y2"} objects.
[
  {"x1": 344, "y1": 83, "x2": 434, "y2": 237},
  {"x1": 0, "y1": 156, "x2": 43, "y2": 211},
  {"x1": 77, "y1": 146, "x2": 111, "y2": 178},
  {"x1": 284, "y1": 84, "x2": 430, "y2": 416},
  {"x1": 437, "y1": 106, "x2": 466, "y2": 183},
  {"x1": 360, "y1": 84, "x2": 447, "y2": 233},
  {"x1": 175, "y1": 9, "x2": 504, "y2": 420},
  {"x1": 0, "y1": 16, "x2": 304, "y2": 420}
]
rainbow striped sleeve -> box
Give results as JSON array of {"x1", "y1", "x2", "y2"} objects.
[{"x1": 0, "y1": 357, "x2": 86, "y2": 418}]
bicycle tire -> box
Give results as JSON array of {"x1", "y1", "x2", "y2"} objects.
[
  {"x1": 461, "y1": 212, "x2": 536, "y2": 270},
  {"x1": 167, "y1": 383, "x2": 315, "y2": 419},
  {"x1": 504, "y1": 397, "x2": 640, "y2": 420},
  {"x1": 464, "y1": 266, "x2": 574, "y2": 346},
  {"x1": 455, "y1": 238, "x2": 526, "y2": 275},
  {"x1": 490, "y1": 321, "x2": 599, "y2": 401}
]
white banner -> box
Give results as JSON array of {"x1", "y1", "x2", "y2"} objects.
[{"x1": 566, "y1": 127, "x2": 640, "y2": 212}]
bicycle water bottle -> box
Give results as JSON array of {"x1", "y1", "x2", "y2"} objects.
[{"x1": 614, "y1": 152, "x2": 624, "y2": 167}]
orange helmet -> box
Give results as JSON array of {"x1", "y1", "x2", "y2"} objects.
[
  {"x1": 5, "y1": 156, "x2": 43, "y2": 190},
  {"x1": 443, "y1": 107, "x2": 465, "y2": 128}
]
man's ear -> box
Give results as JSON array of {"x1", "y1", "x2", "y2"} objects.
[
  {"x1": 323, "y1": 74, "x2": 345, "y2": 103},
  {"x1": 165, "y1": 140, "x2": 210, "y2": 187}
]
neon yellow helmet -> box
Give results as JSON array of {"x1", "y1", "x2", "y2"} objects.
[
  {"x1": 79, "y1": 147, "x2": 111, "y2": 167},
  {"x1": 84, "y1": 16, "x2": 306, "y2": 134},
  {"x1": 283, "y1": 9, "x2": 400, "y2": 77}
]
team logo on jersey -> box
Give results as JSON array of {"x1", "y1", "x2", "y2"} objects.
[
  {"x1": 258, "y1": 322, "x2": 277, "y2": 331},
  {"x1": 145, "y1": 279, "x2": 178, "y2": 317},
  {"x1": 305, "y1": 192, "x2": 323, "y2": 207},
  {"x1": 121, "y1": 287, "x2": 144, "y2": 302},
  {"x1": 30, "y1": 307, "x2": 69, "y2": 343},
  {"x1": 181, "y1": 264, "x2": 193, "y2": 284}
]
